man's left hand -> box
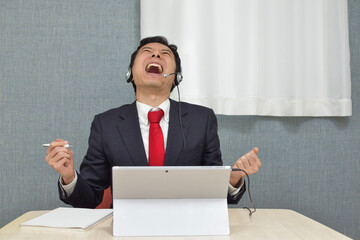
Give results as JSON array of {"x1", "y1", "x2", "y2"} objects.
[{"x1": 230, "y1": 147, "x2": 261, "y2": 187}]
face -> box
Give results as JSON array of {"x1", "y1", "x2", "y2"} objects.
[{"x1": 131, "y1": 42, "x2": 177, "y2": 93}]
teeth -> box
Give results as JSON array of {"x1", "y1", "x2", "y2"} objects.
[{"x1": 146, "y1": 63, "x2": 163, "y2": 72}]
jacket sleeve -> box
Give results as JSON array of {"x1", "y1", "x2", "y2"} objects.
[
  {"x1": 59, "y1": 115, "x2": 110, "y2": 208},
  {"x1": 203, "y1": 109, "x2": 246, "y2": 204},
  {"x1": 227, "y1": 182, "x2": 246, "y2": 204}
]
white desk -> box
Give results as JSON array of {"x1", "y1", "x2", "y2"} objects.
[{"x1": 0, "y1": 209, "x2": 351, "y2": 240}]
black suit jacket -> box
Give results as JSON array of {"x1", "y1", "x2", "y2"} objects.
[{"x1": 59, "y1": 99, "x2": 245, "y2": 207}]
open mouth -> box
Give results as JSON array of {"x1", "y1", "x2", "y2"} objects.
[{"x1": 145, "y1": 63, "x2": 163, "y2": 74}]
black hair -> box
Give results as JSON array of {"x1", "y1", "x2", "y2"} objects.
[{"x1": 127, "y1": 36, "x2": 182, "y2": 92}]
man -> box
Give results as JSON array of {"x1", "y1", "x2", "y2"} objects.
[{"x1": 45, "y1": 36, "x2": 261, "y2": 208}]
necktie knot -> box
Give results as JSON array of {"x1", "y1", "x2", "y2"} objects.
[{"x1": 148, "y1": 110, "x2": 164, "y2": 124}]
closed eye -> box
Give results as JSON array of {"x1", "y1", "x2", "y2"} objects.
[
  {"x1": 140, "y1": 47, "x2": 152, "y2": 53},
  {"x1": 162, "y1": 51, "x2": 172, "y2": 56}
]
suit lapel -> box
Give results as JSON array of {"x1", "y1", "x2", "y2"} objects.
[
  {"x1": 164, "y1": 99, "x2": 190, "y2": 166},
  {"x1": 117, "y1": 101, "x2": 148, "y2": 166}
]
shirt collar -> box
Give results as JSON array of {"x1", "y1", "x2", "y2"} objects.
[{"x1": 136, "y1": 99, "x2": 170, "y2": 125}]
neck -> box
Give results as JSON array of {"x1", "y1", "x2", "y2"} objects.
[{"x1": 136, "y1": 91, "x2": 170, "y2": 108}]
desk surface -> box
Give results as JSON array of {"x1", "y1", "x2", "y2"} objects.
[{"x1": 0, "y1": 209, "x2": 351, "y2": 240}]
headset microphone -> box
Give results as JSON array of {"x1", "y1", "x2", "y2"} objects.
[
  {"x1": 163, "y1": 73, "x2": 176, "y2": 78},
  {"x1": 164, "y1": 72, "x2": 183, "y2": 86}
]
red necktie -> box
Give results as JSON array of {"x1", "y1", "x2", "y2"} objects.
[{"x1": 148, "y1": 110, "x2": 165, "y2": 166}]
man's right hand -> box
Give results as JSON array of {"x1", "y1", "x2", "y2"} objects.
[{"x1": 45, "y1": 139, "x2": 75, "y2": 185}]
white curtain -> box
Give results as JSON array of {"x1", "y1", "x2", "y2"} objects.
[{"x1": 141, "y1": 0, "x2": 351, "y2": 116}]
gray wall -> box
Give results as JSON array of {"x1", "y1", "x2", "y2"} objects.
[{"x1": 0, "y1": 0, "x2": 359, "y2": 239}]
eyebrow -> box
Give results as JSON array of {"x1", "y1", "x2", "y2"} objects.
[{"x1": 140, "y1": 46, "x2": 173, "y2": 54}]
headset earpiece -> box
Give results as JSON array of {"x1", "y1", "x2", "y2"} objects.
[
  {"x1": 126, "y1": 67, "x2": 132, "y2": 82},
  {"x1": 175, "y1": 72, "x2": 183, "y2": 86}
]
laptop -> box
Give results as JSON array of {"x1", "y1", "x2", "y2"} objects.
[{"x1": 112, "y1": 166, "x2": 231, "y2": 236}]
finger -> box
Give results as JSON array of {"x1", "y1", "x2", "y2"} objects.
[
  {"x1": 52, "y1": 158, "x2": 71, "y2": 172},
  {"x1": 52, "y1": 140, "x2": 68, "y2": 148},
  {"x1": 47, "y1": 154, "x2": 71, "y2": 169},
  {"x1": 250, "y1": 148, "x2": 262, "y2": 168},
  {"x1": 233, "y1": 157, "x2": 243, "y2": 169},
  {"x1": 53, "y1": 157, "x2": 71, "y2": 168},
  {"x1": 46, "y1": 146, "x2": 71, "y2": 163},
  {"x1": 53, "y1": 150, "x2": 72, "y2": 163},
  {"x1": 240, "y1": 155, "x2": 251, "y2": 169},
  {"x1": 49, "y1": 155, "x2": 73, "y2": 172},
  {"x1": 46, "y1": 150, "x2": 72, "y2": 166},
  {"x1": 46, "y1": 140, "x2": 68, "y2": 154},
  {"x1": 254, "y1": 155, "x2": 262, "y2": 168},
  {"x1": 248, "y1": 151, "x2": 261, "y2": 168},
  {"x1": 240, "y1": 154, "x2": 258, "y2": 174},
  {"x1": 247, "y1": 149, "x2": 262, "y2": 167},
  {"x1": 252, "y1": 147, "x2": 259, "y2": 155},
  {"x1": 247, "y1": 156, "x2": 261, "y2": 174}
]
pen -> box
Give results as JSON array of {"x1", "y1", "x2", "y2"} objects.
[{"x1": 42, "y1": 144, "x2": 73, "y2": 148}]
